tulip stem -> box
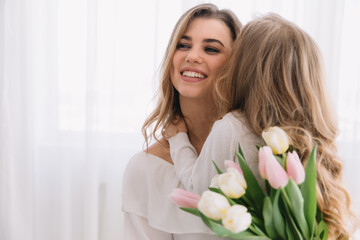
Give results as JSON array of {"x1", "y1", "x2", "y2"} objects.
[
  {"x1": 242, "y1": 195, "x2": 253, "y2": 208},
  {"x1": 280, "y1": 188, "x2": 292, "y2": 210},
  {"x1": 282, "y1": 153, "x2": 287, "y2": 168},
  {"x1": 248, "y1": 224, "x2": 267, "y2": 237},
  {"x1": 280, "y1": 188, "x2": 298, "y2": 223}
]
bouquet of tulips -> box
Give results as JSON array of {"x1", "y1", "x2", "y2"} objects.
[{"x1": 170, "y1": 127, "x2": 328, "y2": 239}]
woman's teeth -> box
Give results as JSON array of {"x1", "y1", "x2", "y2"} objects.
[{"x1": 182, "y1": 71, "x2": 205, "y2": 79}]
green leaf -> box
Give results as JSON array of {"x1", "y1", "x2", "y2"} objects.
[
  {"x1": 262, "y1": 197, "x2": 279, "y2": 239},
  {"x1": 285, "y1": 179, "x2": 310, "y2": 238},
  {"x1": 300, "y1": 144, "x2": 317, "y2": 235},
  {"x1": 316, "y1": 220, "x2": 328, "y2": 239},
  {"x1": 212, "y1": 160, "x2": 223, "y2": 174},
  {"x1": 251, "y1": 216, "x2": 265, "y2": 232},
  {"x1": 248, "y1": 224, "x2": 268, "y2": 237},
  {"x1": 281, "y1": 198, "x2": 304, "y2": 240},
  {"x1": 179, "y1": 207, "x2": 201, "y2": 217},
  {"x1": 316, "y1": 205, "x2": 324, "y2": 222},
  {"x1": 198, "y1": 211, "x2": 270, "y2": 239},
  {"x1": 275, "y1": 155, "x2": 284, "y2": 166},
  {"x1": 208, "y1": 187, "x2": 223, "y2": 194},
  {"x1": 285, "y1": 219, "x2": 297, "y2": 240},
  {"x1": 238, "y1": 143, "x2": 245, "y2": 159},
  {"x1": 236, "y1": 146, "x2": 265, "y2": 213},
  {"x1": 272, "y1": 189, "x2": 286, "y2": 239}
]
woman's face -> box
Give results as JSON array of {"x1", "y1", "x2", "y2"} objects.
[{"x1": 170, "y1": 18, "x2": 233, "y2": 100}]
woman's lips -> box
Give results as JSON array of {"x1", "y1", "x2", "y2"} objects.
[{"x1": 180, "y1": 68, "x2": 208, "y2": 82}]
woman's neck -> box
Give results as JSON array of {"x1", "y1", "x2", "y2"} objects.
[{"x1": 180, "y1": 96, "x2": 216, "y2": 155}]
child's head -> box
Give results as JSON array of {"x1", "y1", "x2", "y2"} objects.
[{"x1": 229, "y1": 13, "x2": 334, "y2": 135}]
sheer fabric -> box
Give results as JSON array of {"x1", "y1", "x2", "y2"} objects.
[{"x1": 0, "y1": 0, "x2": 359, "y2": 239}]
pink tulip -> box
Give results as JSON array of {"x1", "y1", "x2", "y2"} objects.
[
  {"x1": 258, "y1": 146, "x2": 289, "y2": 189},
  {"x1": 258, "y1": 146, "x2": 273, "y2": 179},
  {"x1": 286, "y1": 151, "x2": 305, "y2": 184},
  {"x1": 266, "y1": 156, "x2": 289, "y2": 189},
  {"x1": 169, "y1": 188, "x2": 201, "y2": 209},
  {"x1": 224, "y1": 160, "x2": 243, "y2": 175}
]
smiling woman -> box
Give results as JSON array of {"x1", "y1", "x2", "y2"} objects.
[
  {"x1": 121, "y1": 3, "x2": 242, "y2": 239},
  {"x1": 171, "y1": 18, "x2": 233, "y2": 101}
]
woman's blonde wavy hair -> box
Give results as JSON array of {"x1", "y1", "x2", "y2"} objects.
[
  {"x1": 215, "y1": 13, "x2": 359, "y2": 239},
  {"x1": 142, "y1": 3, "x2": 241, "y2": 147}
]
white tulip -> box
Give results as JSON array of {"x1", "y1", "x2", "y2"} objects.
[
  {"x1": 262, "y1": 126, "x2": 289, "y2": 154},
  {"x1": 197, "y1": 191, "x2": 230, "y2": 220},
  {"x1": 222, "y1": 205, "x2": 252, "y2": 233},
  {"x1": 210, "y1": 174, "x2": 219, "y2": 188},
  {"x1": 218, "y1": 168, "x2": 247, "y2": 199}
]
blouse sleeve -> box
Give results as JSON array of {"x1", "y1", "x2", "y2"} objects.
[
  {"x1": 168, "y1": 132, "x2": 198, "y2": 191},
  {"x1": 123, "y1": 212, "x2": 173, "y2": 240},
  {"x1": 168, "y1": 117, "x2": 237, "y2": 194}
]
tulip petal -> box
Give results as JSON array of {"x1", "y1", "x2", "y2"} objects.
[
  {"x1": 218, "y1": 168, "x2": 247, "y2": 199},
  {"x1": 286, "y1": 151, "x2": 305, "y2": 184},
  {"x1": 262, "y1": 127, "x2": 289, "y2": 154},
  {"x1": 224, "y1": 160, "x2": 243, "y2": 175},
  {"x1": 197, "y1": 191, "x2": 230, "y2": 220},
  {"x1": 222, "y1": 205, "x2": 252, "y2": 233},
  {"x1": 258, "y1": 146, "x2": 273, "y2": 179},
  {"x1": 265, "y1": 154, "x2": 289, "y2": 189},
  {"x1": 169, "y1": 188, "x2": 201, "y2": 208}
]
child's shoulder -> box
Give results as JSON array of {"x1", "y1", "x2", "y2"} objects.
[
  {"x1": 212, "y1": 111, "x2": 257, "y2": 139},
  {"x1": 213, "y1": 111, "x2": 247, "y2": 129}
]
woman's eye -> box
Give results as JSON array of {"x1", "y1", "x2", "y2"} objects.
[
  {"x1": 205, "y1": 47, "x2": 220, "y2": 53},
  {"x1": 177, "y1": 43, "x2": 190, "y2": 49}
]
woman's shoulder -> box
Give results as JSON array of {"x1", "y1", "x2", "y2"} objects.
[
  {"x1": 147, "y1": 138, "x2": 173, "y2": 165},
  {"x1": 123, "y1": 140, "x2": 174, "y2": 184},
  {"x1": 122, "y1": 145, "x2": 175, "y2": 206},
  {"x1": 124, "y1": 146, "x2": 172, "y2": 180}
]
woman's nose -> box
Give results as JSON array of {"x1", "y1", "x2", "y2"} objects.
[{"x1": 185, "y1": 48, "x2": 203, "y2": 64}]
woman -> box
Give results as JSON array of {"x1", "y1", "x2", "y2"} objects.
[
  {"x1": 122, "y1": 4, "x2": 242, "y2": 239},
  {"x1": 166, "y1": 13, "x2": 359, "y2": 239}
]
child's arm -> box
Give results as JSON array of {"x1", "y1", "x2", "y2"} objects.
[
  {"x1": 163, "y1": 119, "x2": 199, "y2": 191},
  {"x1": 165, "y1": 117, "x2": 238, "y2": 194},
  {"x1": 168, "y1": 132, "x2": 198, "y2": 190}
]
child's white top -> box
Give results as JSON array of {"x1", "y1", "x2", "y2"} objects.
[{"x1": 168, "y1": 111, "x2": 263, "y2": 194}]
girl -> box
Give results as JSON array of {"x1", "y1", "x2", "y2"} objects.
[{"x1": 166, "y1": 13, "x2": 359, "y2": 239}]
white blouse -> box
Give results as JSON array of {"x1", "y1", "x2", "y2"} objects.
[
  {"x1": 122, "y1": 151, "x2": 225, "y2": 239},
  {"x1": 122, "y1": 111, "x2": 262, "y2": 239}
]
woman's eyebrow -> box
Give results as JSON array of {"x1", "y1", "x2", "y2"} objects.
[
  {"x1": 203, "y1": 39, "x2": 224, "y2": 47},
  {"x1": 181, "y1": 36, "x2": 191, "y2": 41},
  {"x1": 180, "y1": 36, "x2": 225, "y2": 47}
]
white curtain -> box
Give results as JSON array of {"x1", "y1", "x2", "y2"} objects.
[{"x1": 0, "y1": 0, "x2": 359, "y2": 239}]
